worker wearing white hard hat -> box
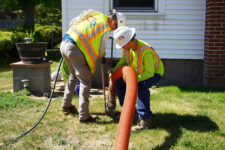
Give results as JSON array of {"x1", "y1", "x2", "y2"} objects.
[
  {"x1": 113, "y1": 26, "x2": 136, "y2": 49},
  {"x1": 60, "y1": 9, "x2": 126, "y2": 123},
  {"x1": 108, "y1": 26, "x2": 164, "y2": 131}
]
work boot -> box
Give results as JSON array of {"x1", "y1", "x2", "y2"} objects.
[
  {"x1": 131, "y1": 119, "x2": 151, "y2": 132},
  {"x1": 79, "y1": 115, "x2": 99, "y2": 123},
  {"x1": 61, "y1": 105, "x2": 78, "y2": 114},
  {"x1": 106, "y1": 96, "x2": 116, "y2": 116}
]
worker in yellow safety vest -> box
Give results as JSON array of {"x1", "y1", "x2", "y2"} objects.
[
  {"x1": 108, "y1": 26, "x2": 164, "y2": 131},
  {"x1": 60, "y1": 9, "x2": 126, "y2": 123}
]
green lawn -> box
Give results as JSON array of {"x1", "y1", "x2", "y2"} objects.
[{"x1": 0, "y1": 61, "x2": 224, "y2": 150}]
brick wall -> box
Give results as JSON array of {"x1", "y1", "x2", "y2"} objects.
[{"x1": 204, "y1": 0, "x2": 225, "y2": 88}]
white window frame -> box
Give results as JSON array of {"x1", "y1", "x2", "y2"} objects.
[
  {"x1": 104, "y1": 0, "x2": 165, "y2": 16},
  {"x1": 110, "y1": 0, "x2": 157, "y2": 12}
]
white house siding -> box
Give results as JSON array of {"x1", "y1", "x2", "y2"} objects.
[{"x1": 62, "y1": 0, "x2": 206, "y2": 60}]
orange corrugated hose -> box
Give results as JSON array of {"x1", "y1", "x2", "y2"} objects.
[{"x1": 109, "y1": 66, "x2": 138, "y2": 150}]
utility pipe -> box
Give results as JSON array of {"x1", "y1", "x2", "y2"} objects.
[{"x1": 109, "y1": 66, "x2": 138, "y2": 150}]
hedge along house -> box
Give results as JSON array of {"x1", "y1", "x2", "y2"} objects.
[{"x1": 62, "y1": 0, "x2": 225, "y2": 89}]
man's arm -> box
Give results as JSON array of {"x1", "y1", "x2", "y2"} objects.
[{"x1": 112, "y1": 52, "x2": 126, "y2": 73}]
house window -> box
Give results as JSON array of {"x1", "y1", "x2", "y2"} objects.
[{"x1": 112, "y1": 0, "x2": 156, "y2": 12}]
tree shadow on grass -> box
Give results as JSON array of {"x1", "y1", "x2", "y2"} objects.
[
  {"x1": 177, "y1": 85, "x2": 225, "y2": 92},
  {"x1": 0, "y1": 66, "x2": 12, "y2": 73},
  {"x1": 161, "y1": 84, "x2": 225, "y2": 92},
  {"x1": 91, "y1": 111, "x2": 120, "y2": 124},
  {"x1": 151, "y1": 113, "x2": 219, "y2": 150},
  {"x1": 89, "y1": 112, "x2": 218, "y2": 149}
]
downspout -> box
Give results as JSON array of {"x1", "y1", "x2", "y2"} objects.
[{"x1": 109, "y1": 66, "x2": 138, "y2": 150}]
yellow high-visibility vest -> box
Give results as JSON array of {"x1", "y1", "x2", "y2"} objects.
[
  {"x1": 67, "y1": 9, "x2": 111, "y2": 74},
  {"x1": 124, "y1": 39, "x2": 164, "y2": 76}
]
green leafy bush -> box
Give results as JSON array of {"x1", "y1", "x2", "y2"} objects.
[
  {"x1": 34, "y1": 24, "x2": 62, "y2": 48},
  {"x1": 0, "y1": 30, "x2": 25, "y2": 52},
  {"x1": 0, "y1": 29, "x2": 25, "y2": 63},
  {"x1": 0, "y1": 31, "x2": 15, "y2": 51}
]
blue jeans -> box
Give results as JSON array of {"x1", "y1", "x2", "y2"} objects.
[{"x1": 115, "y1": 74, "x2": 162, "y2": 120}]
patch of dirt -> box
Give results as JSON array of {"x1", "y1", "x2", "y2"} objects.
[{"x1": 150, "y1": 88, "x2": 159, "y2": 94}]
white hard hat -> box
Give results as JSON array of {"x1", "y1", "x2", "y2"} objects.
[
  {"x1": 113, "y1": 26, "x2": 136, "y2": 49},
  {"x1": 113, "y1": 9, "x2": 126, "y2": 27}
]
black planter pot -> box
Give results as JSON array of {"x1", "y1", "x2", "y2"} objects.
[{"x1": 16, "y1": 42, "x2": 48, "y2": 64}]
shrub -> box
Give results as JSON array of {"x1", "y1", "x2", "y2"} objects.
[
  {"x1": 0, "y1": 29, "x2": 25, "y2": 63},
  {"x1": 0, "y1": 31, "x2": 15, "y2": 52},
  {"x1": 0, "y1": 30, "x2": 25, "y2": 52},
  {"x1": 34, "y1": 24, "x2": 62, "y2": 48}
]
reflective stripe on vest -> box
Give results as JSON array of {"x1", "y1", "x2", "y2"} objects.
[
  {"x1": 137, "y1": 45, "x2": 161, "y2": 74},
  {"x1": 124, "y1": 44, "x2": 161, "y2": 75},
  {"x1": 67, "y1": 11, "x2": 111, "y2": 73},
  {"x1": 87, "y1": 23, "x2": 110, "y2": 41},
  {"x1": 124, "y1": 50, "x2": 130, "y2": 65},
  {"x1": 69, "y1": 26, "x2": 98, "y2": 65},
  {"x1": 78, "y1": 10, "x2": 97, "y2": 24}
]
